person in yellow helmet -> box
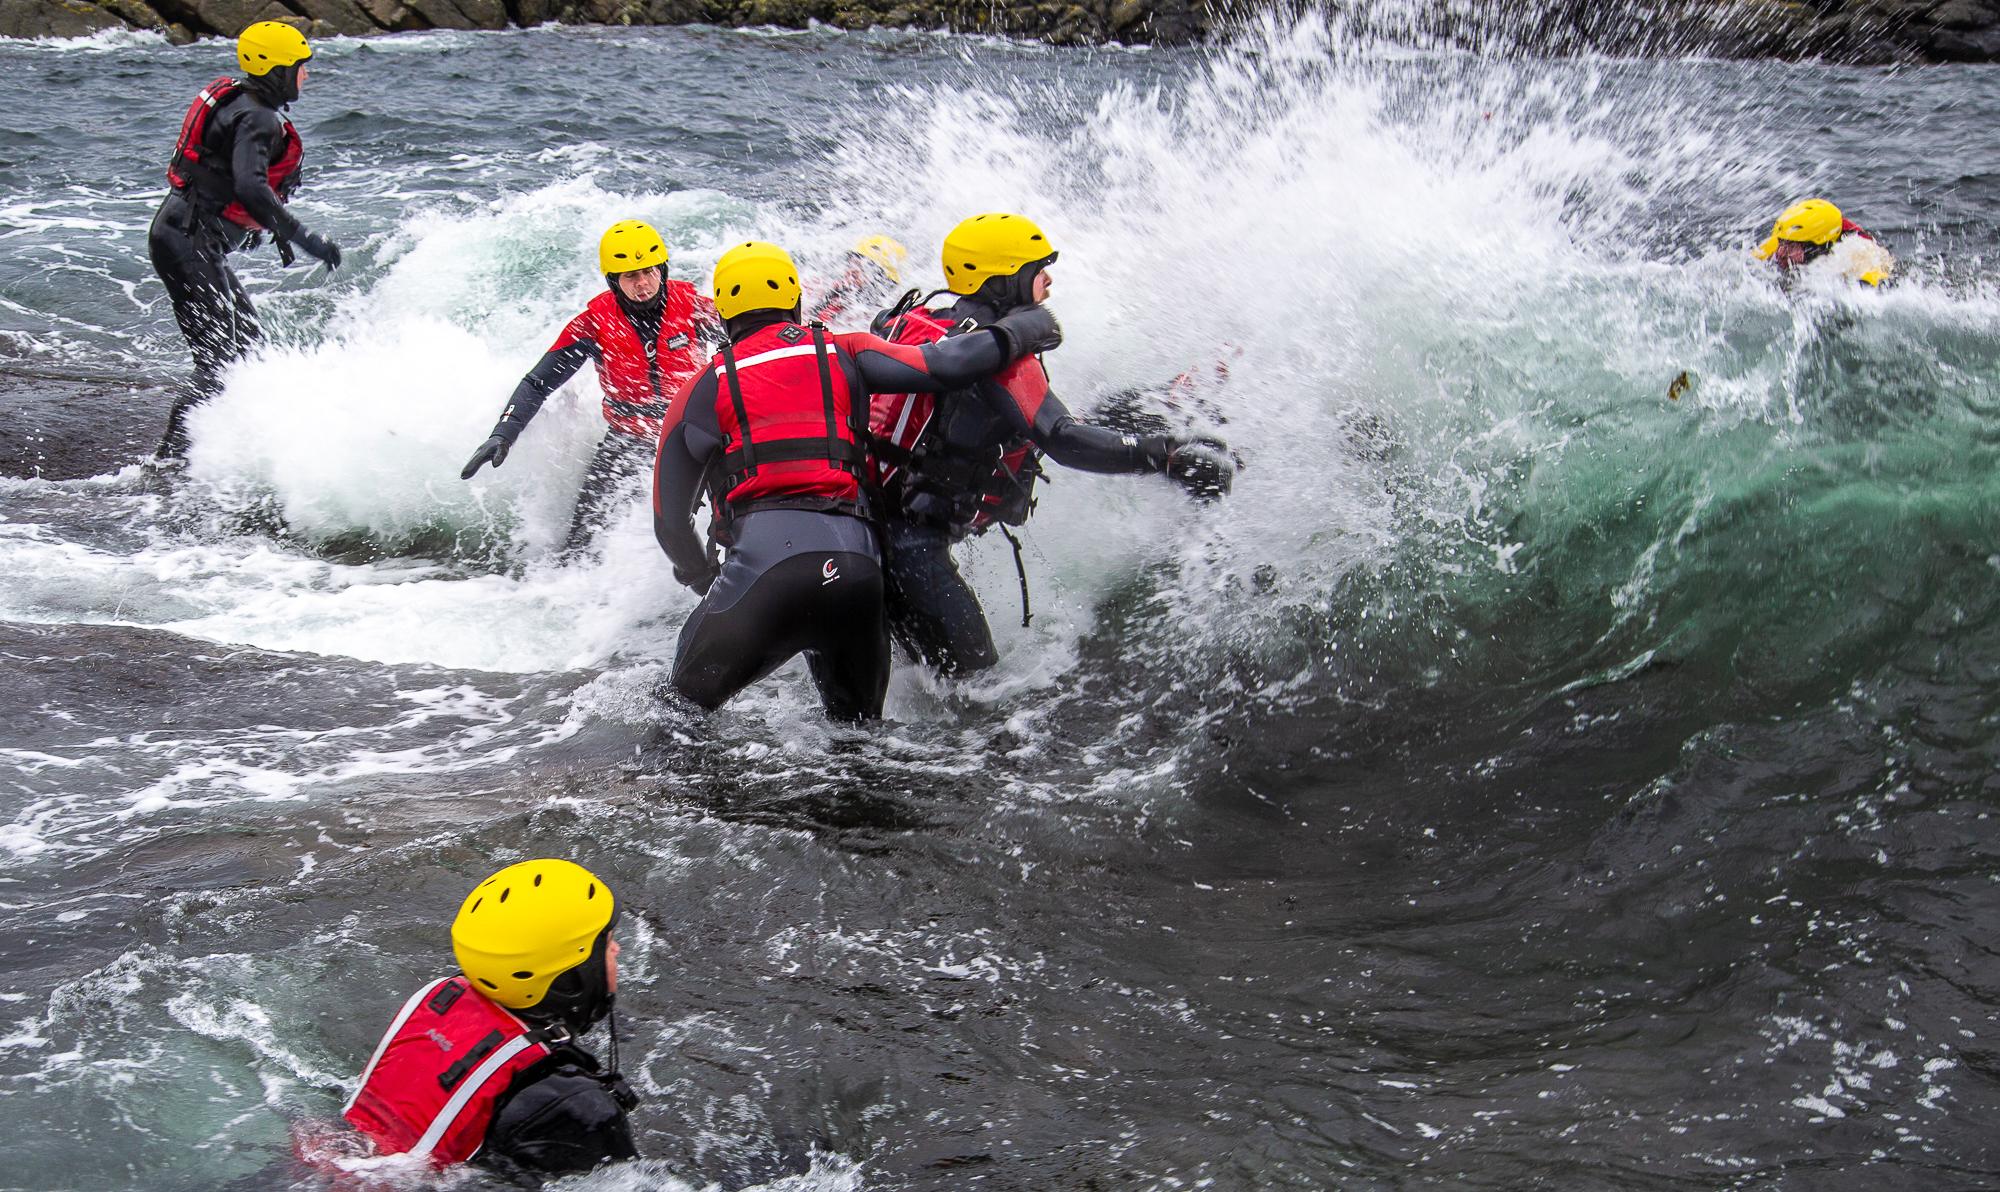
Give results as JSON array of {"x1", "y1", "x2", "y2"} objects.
[
  {"x1": 1755, "y1": 198, "x2": 1895, "y2": 287},
  {"x1": 651, "y1": 239, "x2": 1058, "y2": 718},
  {"x1": 808, "y1": 234, "x2": 912, "y2": 329},
  {"x1": 345, "y1": 858, "x2": 638, "y2": 1175},
  {"x1": 864, "y1": 213, "x2": 1233, "y2": 676},
  {"x1": 150, "y1": 20, "x2": 343, "y2": 459},
  {"x1": 460, "y1": 219, "x2": 723, "y2": 557}
]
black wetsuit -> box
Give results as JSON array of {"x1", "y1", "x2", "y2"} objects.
[
  {"x1": 871, "y1": 295, "x2": 1174, "y2": 676},
  {"x1": 653, "y1": 314, "x2": 1015, "y2": 719},
  {"x1": 149, "y1": 75, "x2": 333, "y2": 456},
  {"x1": 480, "y1": 1042, "x2": 638, "y2": 1177}
]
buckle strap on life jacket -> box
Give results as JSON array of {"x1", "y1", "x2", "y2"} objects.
[
  {"x1": 718, "y1": 328, "x2": 863, "y2": 485},
  {"x1": 719, "y1": 339, "x2": 756, "y2": 476}
]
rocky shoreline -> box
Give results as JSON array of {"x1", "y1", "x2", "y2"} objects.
[{"x1": 2, "y1": 0, "x2": 1995, "y2": 62}]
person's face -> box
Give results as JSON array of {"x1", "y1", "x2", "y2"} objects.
[
  {"x1": 296, "y1": 65, "x2": 309, "y2": 93},
  {"x1": 618, "y1": 266, "x2": 663, "y2": 303},
  {"x1": 606, "y1": 937, "x2": 621, "y2": 994},
  {"x1": 1771, "y1": 240, "x2": 1810, "y2": 272},
  {"x1": 1032, "y1": 268, "x2": 1053, "y2": 303}
]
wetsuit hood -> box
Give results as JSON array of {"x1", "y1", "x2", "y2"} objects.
[
  {"x1": 517, "y1": 921, "x2": 618, "y2": 1037},
  {"x1": 969, "y1": 253, "x2": 1054, "y2": 317},
  {"x1": 244, "y1": 65, "x2": 299, "y2": 107},
  {"x1": 943, "y1": 294, "x2": 1004, "y2": 328},
  {"x1": 724, "y1": 305, "x2": 803, "y2": 343},
  {"x1": 608, "y1": 277, "x2": 666, "y2": 345}
]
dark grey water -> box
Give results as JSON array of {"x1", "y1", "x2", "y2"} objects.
[{"x1": 1, "y1": 10, "x2": 1998, "y2": 1190}]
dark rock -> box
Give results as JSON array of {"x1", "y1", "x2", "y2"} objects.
[
  {"x1": 0, "y1": 0, "x2": 126, "y2": 38},
  {"x1": 97, "y1": 0, "x2": 174, "y2": 31},
  {"x1": 1926, "y1": 21, "x2": 2000, "y2": 52},
  {"x1": 0, "y1": 369, "x2": 173, "y2": 481},
  {"x1": 1928, "y1": 0, "x2": 1998, "y2": 28},
  {"x1": 190, "y1": 0, "x2": 304, "y2": 34},
  {"x1": 289, "y1": 0, "x2": 383, "y2": 35},
  {"x1": 404, "y1": 0, "x2": 493, "y2": 27}
]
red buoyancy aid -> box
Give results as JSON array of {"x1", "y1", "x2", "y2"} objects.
[
  {"x1": 711, "y1": 322, "x2": 869, "y2": 515},
  {"x1": 165, "y1": 77, "x2": 303, "y2": 232},
  {"x1": 556, "y1": 284, "x2": 713, "y2": 439},
  {"x1": 343, "y1": 976, "x2": 559, "y2": 1166},
  {"x1": 871, "y1": 307, "x2": 1041, "y2": 536},
  {"x1": 1840, "y1": 218, "x2": 1875, "y2": 242}
]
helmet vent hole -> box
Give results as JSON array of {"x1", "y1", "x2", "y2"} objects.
[
  {"x1": 512, "y1": 970, "x2": 533, "y2": 979},
  {"x1": 478, "y1": 978, "x2": 497, "y2": 989},
  {"x1": 471, "y1": 897, "x2": 482, "y2": 913},
  {"x1": 499, "y1": 888, "x2": 509, "y2": 903},
  {"x1": 729, "y1": 285, "x2": 741, "y2": 297},
  {"x1": 766, "y1": 280, "x2": 778, "y2": 290},
  {"x1": 533, "y1": 874, "x2": 542, "y2": 887},
  {"x1": 588, "y1": 883, "x2": 597, "y2": 899}
]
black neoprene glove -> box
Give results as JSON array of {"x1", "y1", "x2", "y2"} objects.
[
  {"x1": 989, "y1": 305, "x2": 1062, "y2": 361},
  {"x1": 275, "y1": 237, "x2": 295, "y2": 267},
  {"x1": 1166, "y1": 436, "x2": 1235, "y2": 500},
  {"x1": 673, "y1": 563, "x2": 718, "y2": 595},
  {"x1": 294, "y1": 230, "x2": 342, "y2": 271},
  {"x1": 460, "y1": 434, "x2": 511, "y2": 479}
]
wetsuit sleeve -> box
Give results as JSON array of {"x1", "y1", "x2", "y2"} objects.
[
  {"x1": 839, "y1": 330, "x2": 1008, "y2": 393},
  {"x1": 653, "y1": 368, "x2": 724, "y2": 579},
  {"x1": 691, "y1": 295, "x2": 726, "y2": 348},
  {"x1": 983, "y1": 358, "x2": 1167, "y2": 475},
  {"x1": 492, "y1": 332, "x2": 594, "y2": 442},
  {"x1": 227, "y1": 107, "x2": 307, "y2": 243},
  {"x1": 481, "y1": 1071, "x2": 637, "y2": 1176}
]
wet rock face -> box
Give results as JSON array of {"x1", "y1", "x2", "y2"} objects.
[{"x1": 2, "y1": 0, "x2": 1994, "y2": 60}]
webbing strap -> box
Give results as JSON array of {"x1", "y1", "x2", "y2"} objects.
[
  {"x1": 999, "y1": 524, "x2": 1032, "y2": 628},
  {"x1": 811, "y1": 324, "x2": 840, "y2": 453},
  {"x1": 719, "y1": 340, "x2": 755, "y2": 476}
]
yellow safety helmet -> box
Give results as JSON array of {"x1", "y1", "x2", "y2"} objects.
[
  {"x1": 850, "y1": 234, "x2": 909, "y2": 284},
  {"x1": 237, "y1": 21, "x2": 312, "y2": 77},
  {"x1": 1755, "y1": 198, "x2": 1844, "y2": 260},
  {"x1": 599, "y1": 219, "x2": 668, "y2": 276},
  {"x1": 941, "y1": 213, "x2": 1055, "y2": 296},
  {"x1": 451, "y1": 858, "x2": 615, "y2": 1013},
  {"x1": 712, "y1": 240, "x2": 801, "y2": 320}
]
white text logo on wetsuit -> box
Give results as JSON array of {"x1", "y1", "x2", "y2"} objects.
[{"x1": 822, "y1": 558, "x2": 840, "y2": 585}]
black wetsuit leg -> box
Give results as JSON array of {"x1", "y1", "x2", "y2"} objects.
[
  {"x1": 670, "y1": 511, "x2": 890, "y2": 720},
  {"x1": 149, "y1": 193, "x2": 260, "y2": 457},
  {"x1": 561, "y1": 431, "x2": 651, "y2": 558},
  {"x1": 882, "y1": 517, "x2": 999, "y2": 676}
]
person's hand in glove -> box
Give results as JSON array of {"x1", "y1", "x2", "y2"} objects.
[
  {"x1": 1165, "y1": 435, "x2": 1234, "y2": 500},
  {"x1": 274, "y1": 237, "x2": 295, "y2": 267},
  {"x1": 295, "y1": 230, "x2": 342, "y2": 271},
  {"x1": 989, "y1": 304, "x2": 1062, "y2": 361},
  {"x1": 674, "y1": 563, "x2": 719, "y2": 595},
  {"x1": 460, "y1": 434, "x2": 511, "y2": 479}
]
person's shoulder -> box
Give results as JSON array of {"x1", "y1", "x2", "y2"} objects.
[{"x1": 491, "y1": 1056, "x2": 627, "y2": 1133}]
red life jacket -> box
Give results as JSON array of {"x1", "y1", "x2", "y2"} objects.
[
  {"x1": 871, "y1": 306, "x2": 1041, "y2": 536},
  {"x1": 710, "y1": 321, "x2": 869, "y2": 518},
  {"x1": 343, "y1": 976, "x2": 560, "y2": 1166},
  {"x1": 165, "y1": 77, "x2": 303, "y2": 232},
  {"x1": 1840, "y1": 218, "x2": 1875, "y2": 242},
  {"x1": 560, "y1": 283, "x2": 712, "y2": 439}
]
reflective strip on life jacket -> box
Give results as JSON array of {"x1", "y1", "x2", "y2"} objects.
[
  {"x1": 867, "y1": 308, "x2": 959, "y2": 486},
  {"x1": 408, "y1": 1031, "x2": 542, "y2": 1160},
  {"x1": 581, "y1": 286, "x2": 711, "y2": 438},
  {"x1": 871, "y1": 307, "x2": 1041, "y2": 534},
  {"x1": 712, "y1": 324, "x2": 867, "y2": 514},
  {"x1": 343, "y1": 975, "x2": 556, "y2": 1167}
]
